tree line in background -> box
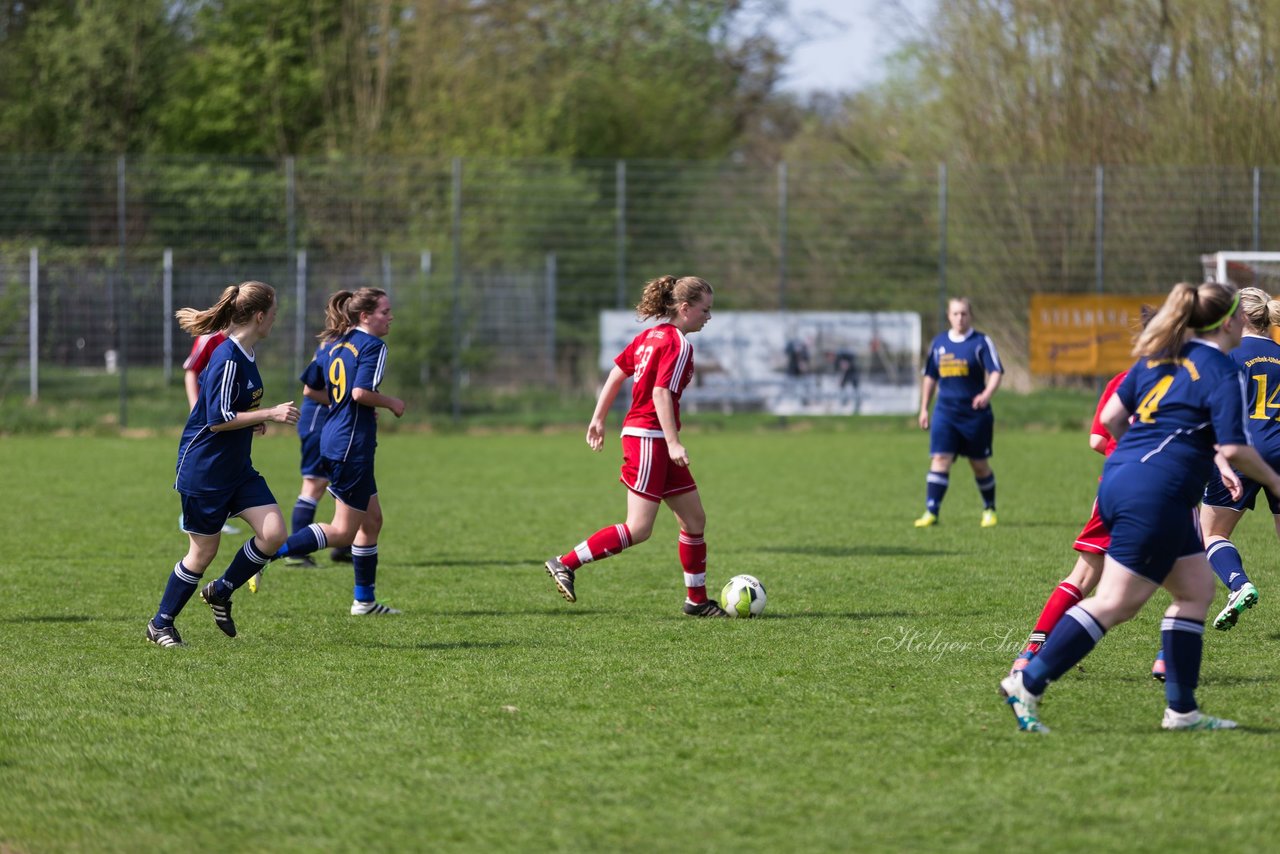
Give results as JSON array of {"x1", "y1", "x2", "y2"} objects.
[{"x1": 4, "y1": 0, "x2": 1280, "y2": 389}]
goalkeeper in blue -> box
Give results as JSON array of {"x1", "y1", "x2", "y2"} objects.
[
  {"x1": 915, "y1": 297, "x2": 1003, "y2": 528},
  {"x1": 1001, "y1": 280, "x2": 1280, "y2": 732}
]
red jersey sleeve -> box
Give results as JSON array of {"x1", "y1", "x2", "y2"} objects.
[
  {"x1": 183, "y1": 332, "x2": 227, "y2": 374},
  {"x1": 1090, "y1": 370, "x2": 1128, "y2": 455}
]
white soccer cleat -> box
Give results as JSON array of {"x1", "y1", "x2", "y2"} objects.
[
  {"x1": 351, "y1": 600, "x2": 402, "y2": 616},
  {"x1": 999, "y1": 671, "x2": 1049, "y2": 733},
  {"x1": 1161, "y1": 708, "x2": 1238, "y2": 731}
]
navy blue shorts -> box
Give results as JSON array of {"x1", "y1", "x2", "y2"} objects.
[
  {"x1": 1098, "y1": 465, "x2": 1203, "y2": 583},
  {"x1": 180, "y1": 474, "x2": 277, "y2": 537},
  {"x1": 1203, "y1": 470, "x2": 1280, "y2": 515},
  {"x1": 929, "y1": 407, "x2": 993, "y2": 459},
  {"x1": 323, "y1": 457, "x2": 378, "y2": 512},
  {"x1": 300, "y1": 429, "x2": 325, "y2": 479}
]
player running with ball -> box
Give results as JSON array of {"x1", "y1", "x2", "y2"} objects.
[{"x1": 543, "y1": 274, "x2": 729, "y2": 617}]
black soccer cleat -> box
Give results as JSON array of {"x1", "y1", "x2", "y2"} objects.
[
  {"x1": 544, "y1": 557, "x2": 576, "y2": 603},
  {"x1": 283, "y1": 554, "x2": 318, "y2": 568},
  {"x1": 683, "y1": 598, "x2": 729, "y2": 618},
  {"x1": 330, "y1": 547, "x2": 353, "y2": 563},
  {"x1": 146, "y1": 620, "x2": 185, "y2": 648},
  {"x1": 200, "y1": 582, "x2": 237, "y2": 637}
]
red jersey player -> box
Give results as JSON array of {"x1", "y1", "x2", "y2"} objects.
[
  {"x1": 543, "y1": 274, "x2": 729, "y2": 617},
  {"x1": 183, "y1": 331, "x2": 228, "y2": 410}
]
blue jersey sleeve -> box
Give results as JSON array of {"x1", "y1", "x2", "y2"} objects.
[
  {"x1": 923, "y1": 337, "x2": 940, "y2": 380},
  {"x1": 354, "y1": 339, "x2": 387, "y2": 392},
  {"x1": 978, "y1": 334, "x2": 1003, "y2": 374},
  {"x1": 1207, "y1": 367, "x2": 1249, "y2": 447},
  {"x1": 202, "y1": 352, "x2": 239, "y2": 427},
  {"x1": 300, "y1": 357, "x2": 325, "y2": 391},
  {"x1": 1115, "y1": 361, "x2": 1141, "y2": 413}
]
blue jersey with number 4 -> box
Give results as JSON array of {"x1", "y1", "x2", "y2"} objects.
[
  {"x1": 320, "y1": 329, "x2": 387, "y2": 463},
  {"x1": 1232, "y1": 334, "x2": 1280, "y2": 461},
  {"x1": 923, "y1": 329, "x2": 1002, "y2": 412},
  {"x1": 1105, "y1": 339, "x2": 1249, "y2": 503}
]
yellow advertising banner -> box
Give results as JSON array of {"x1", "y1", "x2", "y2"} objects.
[{"x1": 1030, "y1": 295, "x2": 1164, "y2": 376}]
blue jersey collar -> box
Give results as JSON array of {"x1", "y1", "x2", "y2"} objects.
[{"x1": 947, "y1": 328, "x2": 975, "y2": 343}]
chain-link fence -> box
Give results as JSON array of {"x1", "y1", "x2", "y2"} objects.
[{"x1": 1, "y1": 155, "x2": 1277, "y2": 424}]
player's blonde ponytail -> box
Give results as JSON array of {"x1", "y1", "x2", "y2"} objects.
[
  {"x1": 1239, "y1": 286, "x2": 1280, "y2": 333},
  {"x1": 176, "y1": 281, "x2": 275, "y2": 335},
  {"x1": 636, "y1": 275, "x2": 714, "y2": 320}
]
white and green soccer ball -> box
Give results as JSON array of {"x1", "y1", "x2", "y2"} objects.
[{"x1": 719, "y1": 574, "x2": 767, "y2": 618}]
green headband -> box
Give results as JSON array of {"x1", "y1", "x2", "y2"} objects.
[{"x1": 1195, "y1": 291, "x2": 1240, "y2": 332}]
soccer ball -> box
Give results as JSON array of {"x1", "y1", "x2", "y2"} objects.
[{"x1": 719, "y1": 574, "x2": 767, "y2": 618}]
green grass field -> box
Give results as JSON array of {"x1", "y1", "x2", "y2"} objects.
[{"x1": 3, "y1": 426, "x2": 1279, "y2": 852}]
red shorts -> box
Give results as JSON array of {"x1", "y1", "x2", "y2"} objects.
[
  {"x1": 620, "y1": 434, "x2": 697, "y2": 503},
  {"x1": 1073, "y1": 498, "x2": 1110, "y2": 555}
]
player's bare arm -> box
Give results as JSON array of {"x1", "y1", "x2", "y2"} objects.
[
  {"x1": 352, "y1": 387, "x2": 405, "y2": 418},
  {"x1": 210, "y1": 401, "x2": 299, "y2": 432},
  {"x1": 653, "y1": 387, "x2": 687, "y2": 467},
  {"x1": 587, "y1": 366, "x2": 628, "y2": 451}
]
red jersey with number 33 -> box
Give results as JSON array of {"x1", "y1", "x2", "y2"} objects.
[{"x1": 615, "y1": 323, "x2": 694, "y2": 438}]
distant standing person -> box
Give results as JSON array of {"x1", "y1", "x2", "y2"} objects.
[
  {"x1": 181, "y1": 329, "x2": 242, "y2": 537},
  {"x1": 147, "y1": 281, "x2": 299, "y2": 647},
  {"x1": 543, "y1": 274, "x2": 729, "y2": 617},
  {"x1": 915, "y1": 298, "x2": 1003, "y2": 528},
  {"x1": 272, "y1": 288, "x2": 406, "y2": 615}
]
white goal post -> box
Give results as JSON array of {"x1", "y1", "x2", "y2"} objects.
[{"x1": 1201, "y1": 252, "x2": 1280, "y2": 289}]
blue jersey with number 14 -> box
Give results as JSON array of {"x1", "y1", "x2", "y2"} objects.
[
  {"x1": 1232, "y1": 334, "x2": 1280, "y2": 461},
  {"x1": 1105, "y1": 339, "x2": 1249, "y2": 503},
  {"x1": 320, "y1": 328, "x2": 387, "y2": 463}
]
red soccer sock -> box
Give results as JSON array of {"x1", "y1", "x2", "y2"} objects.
[
  {"x1": 679, "y1": 530, "x2": 707, "y2": 603},
  {"x1": 560, "y1": 523, "x2": 632, "y2": 571},
  {"x1": 1028, "y1": 581, "x2": 1083, "y2": 645}
]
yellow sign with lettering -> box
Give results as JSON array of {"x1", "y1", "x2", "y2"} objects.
[{"x1": 1029, "y1": 295, "x2": 1164, "y2": 375}]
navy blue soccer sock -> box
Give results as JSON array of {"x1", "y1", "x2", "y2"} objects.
[
  {"x1": 214, "y1": 538, "x2": 271, "y2": 596},
  {"x1": 1206, "y1": 539, "x2": 1250, "y2": 592},
  {"x1": 275, "y1": 523, "x2": 327, "y2": 560},
  {"x1": 925, "y1": 472, "x2": 949, "y2": 515},
  {"x1": 976, "y1": 474, "x2": 996, "y2": 510},
  {"x1": 1162, "y1": 616, "x2": 1204, "y2": 713},
  {"x1": 352, "y1": 543, "x2": 378, "y2": 602},
  {"x1": 154, "y1": 561, "x2": 202, "y2": 628},
  {"x1": 291, "y1": 496, "x2": 319, "y2": 535},
  {"x1": 1020, "y1": 605, "x2": 1106, "y2": 695}
]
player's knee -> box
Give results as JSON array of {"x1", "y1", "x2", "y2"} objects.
[{"x1": 628, "y1": 522, "x2": 654, "y2": 544}]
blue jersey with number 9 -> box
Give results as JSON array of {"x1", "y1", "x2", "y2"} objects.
[
  {"x1": 319, "y1": 329, "x2": 387, "y2": 463},
  {"x1": 1105, "y1": 339, "x2": 1249, "y2": 503}
]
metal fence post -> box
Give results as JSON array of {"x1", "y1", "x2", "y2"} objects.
[
  {"x1": 1253, "y1": 166, "x2": 1261, "y2": 251},
  {"x1": 546, "y1": 252, "x2": 557, "y2": 387},
  {"x1": 451, "y1": 156, "x2": 463, "y2": 422},
  {"x1": 286, "y1": 156, "x2": 298, "y2": 372},
  {"x1": 296, "y1": 249, "x2": 307, "y2": 373},
  {"x1": 382, "y1": 251, "x2": 392, "y2": 296},
  {"x1": 1095, "y1": 165, "x2": 1105, "y2": 294},
  {"x1": 616, "y1": 160, "x2": 626, "y2": 309},
  {"x1": 778, "y1": 161, "x2": 788, "y2": 310},
  {"x1": 937, "y1": 163, "x2": 948, "y2": 330},
  {"x1": 116, "y1": 154, "x2": 128, "y2": 427},
  {"x1": 28, "y1": 247, "x2": 38, "y2": 400},
  {"x1": 163, "y1": 248, "x2": 173, "y2": 384}
]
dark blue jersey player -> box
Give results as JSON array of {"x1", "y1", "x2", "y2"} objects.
[
  {"x1": 274, "y1": 288, "x2": 407, "y2": 616},
  {"x1": 147, "y1": 281, "x2": 299, "y2": 648},
  {"x1": 1197, "y1": 287, "x2": 1280, "y2": 632},
  {"x1": 916, "y1": 297, "x2": 1004, "y2": 528},
  {"x1": 281, "y1": 343, "x2": 340, "y2": 570},
  {"x1": 1002, "y1": 280, "x2": 1280, "y2": 733}
]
